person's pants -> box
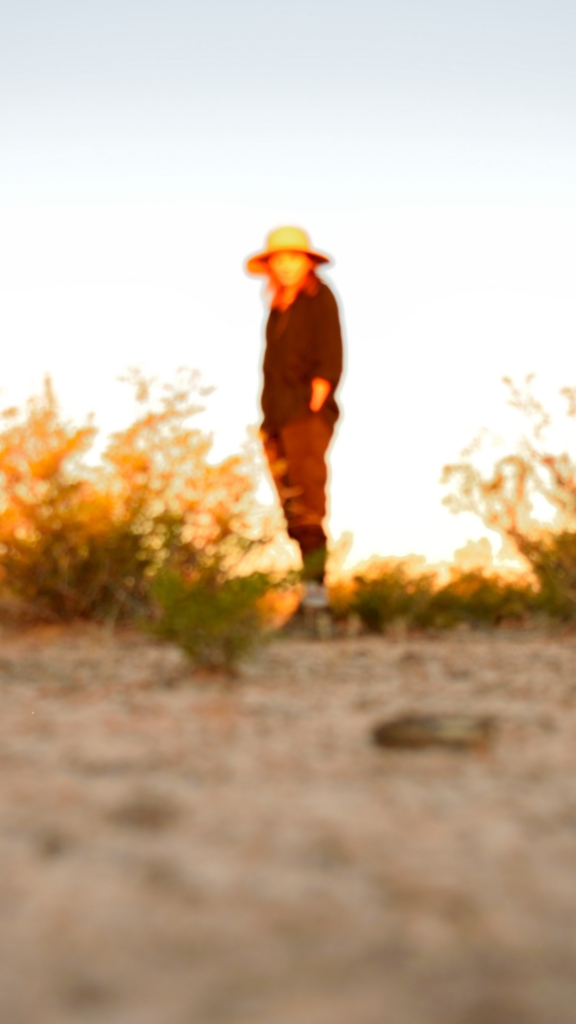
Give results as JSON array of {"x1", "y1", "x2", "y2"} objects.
[{"x1": 262, "y1": 412, "x2": 334, "y2": 582}]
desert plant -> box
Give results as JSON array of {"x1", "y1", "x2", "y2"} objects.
[
  {"x1": 0, "y1": 371, "x2": 268, "y2": 624},
  {"x1": 442, "y1": 376, "x2": 576, "y2": 620},
  {"x1": 328, "y1": 555, "x2": 537, "y2": 633},
  {"x1": 146, "y1": 561, "x2": 277, "y2": 673},
  {"x1": 426, "y1": 568, "x2": 537, "y2": 628},
  {"x1": 346, "y1": 558, "x2": 435, "y2": 633}
]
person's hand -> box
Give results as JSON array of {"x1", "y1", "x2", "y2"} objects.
[{"x1": 309, "y1": 377, "x2": 331, "y2": 412}]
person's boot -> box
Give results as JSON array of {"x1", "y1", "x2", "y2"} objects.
[
  {"x1": 299, "y1": 581, "x2": 336, "y2": 638},
  {"x1": 300, "y1": 581, "x2": 329, "y2": 611},
  {"x1": 278, "y1": 581, "x2": 333, "y2": 638}
]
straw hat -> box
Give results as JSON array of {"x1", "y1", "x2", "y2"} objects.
[{"x1": 245, "y1": 226, "x2": 331, "y2": 275}]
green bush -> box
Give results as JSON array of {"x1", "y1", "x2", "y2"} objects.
[
  {"x1": 147, "y1": 562, "x2": 276, "y2": 672},
  {"x1": 427, "y1": 569, "x2": 537, "y2": 628},
  {"x1": 345, "y1": 559, "x2": 435, "y2": 633},
  {"x1": 517, "y1": 530, "x2": 576, "y2": 620},
  {"x1": 329, "y1": 558, "x2": 536, "y2": 634}
]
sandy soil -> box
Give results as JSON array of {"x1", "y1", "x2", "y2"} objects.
[{"x1": 1, "y1": 622, "x2": 576, "y2": 1023}]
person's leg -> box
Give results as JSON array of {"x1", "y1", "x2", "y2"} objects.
[
  {"x1": 278, "y1": 412, "x2": 333, "y2": 582},
  {"x1": 261, "y1": 431, "x2": 304, "y2": 510}
]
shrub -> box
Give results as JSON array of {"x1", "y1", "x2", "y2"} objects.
[
  {"x1": 0, "y1": 372, "x2": 266, "y2": 625},
  {"x1": 146, "y1": 562, "x2": 276, "y2": 673},
  {"x1": 329, "y1": 557, "x2": 536, "y2": 633},
  {"x1": 427, "y1": 568, "x2": 537, "y2": 628},
  {"x1": 442, "y1": 376, "x2": 576, "y2": 620},
  {"x1": 516, "y1": 530, "x2": 576, "y2": 620},
  {"x1": 344, "y1": 558, "x2": 435, "y2": 633}
]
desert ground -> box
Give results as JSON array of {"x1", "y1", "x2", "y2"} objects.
[{"x1": 2, "y1": 622, "x2": 576, "y2": 1023}]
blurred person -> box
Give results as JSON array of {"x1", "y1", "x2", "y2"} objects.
[{"x1": 245, "y1": 226, "x2": 344, "y2": 611}]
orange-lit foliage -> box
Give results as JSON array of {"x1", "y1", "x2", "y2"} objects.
[
  {"x1": 425, "y1": 567, "x2": 537, "y2": 628},
  {"x1": 0, "y1": 371, "x2": 263, "y2": 622},
  {"x1": 328, "y1": 554, "x2": 537, "y2": 633},
  {"x1": 0, "y1": 370, "x2": 557, "y2": 639},
  {"x1": 342, "y1": 557, "x2": 435, "y2": 633},
  {"x1": 442, "y1": 376, "x2": 576, "y2": 619}
]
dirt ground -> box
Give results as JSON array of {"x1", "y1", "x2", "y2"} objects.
[{"x1": 2, "y1": 622, "x2": 576, "y2": 1024}]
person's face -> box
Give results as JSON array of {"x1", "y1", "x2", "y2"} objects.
[{"x1": 267, "y1": 251, "x2": 313, "y2": 288}]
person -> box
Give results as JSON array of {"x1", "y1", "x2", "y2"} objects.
[{"x1": 245, "y1": 225, "x2": 344, "y2": 610}]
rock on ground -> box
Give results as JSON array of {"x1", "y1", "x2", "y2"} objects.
[{"x1": 1, "y1": 622, "x2": 576, "y2": 1023}]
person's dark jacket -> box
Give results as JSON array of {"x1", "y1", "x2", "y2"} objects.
[{"x1": 260, "y1": 280, "x2": 344, "y2": 434}]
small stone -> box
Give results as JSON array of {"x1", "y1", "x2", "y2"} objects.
[
  {"x1": 371, "y1": 713, "x2": 495, "y2": 751},
  {"x1": 107, "y1": 792, "x2": 180, "y2": 830}
]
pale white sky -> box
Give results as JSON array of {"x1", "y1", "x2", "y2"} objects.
[{"x1": 1, "y1": 1, "x2": 576, "y2": 568}]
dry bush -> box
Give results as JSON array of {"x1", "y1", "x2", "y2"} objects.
[{"x1": 442, "y1": 376, "x2": 576, "y2": 620}]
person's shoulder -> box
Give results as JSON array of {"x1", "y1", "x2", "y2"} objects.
[
  {"x1": 313, "y1": 280, "x2": 338, "y2": 310},
  {"x1": 315, "y1": 281, "x2": 341, "y2": 322}
]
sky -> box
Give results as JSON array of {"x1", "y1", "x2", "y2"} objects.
[{"x1": 2, "y1": 0, "x2": 576, "y2": 569}]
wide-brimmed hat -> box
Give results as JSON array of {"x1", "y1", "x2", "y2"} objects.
[{"x1": 245, "y1": 226, "x2": 331, "y2": 275}]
